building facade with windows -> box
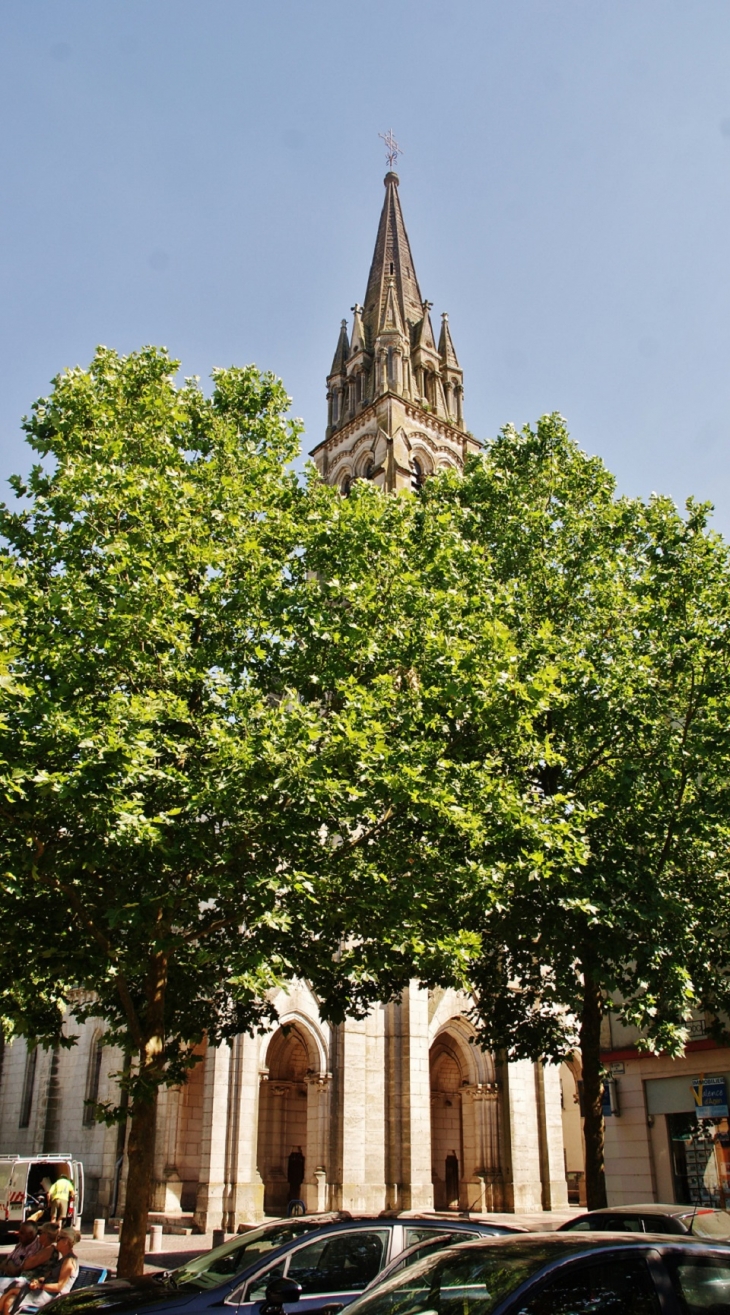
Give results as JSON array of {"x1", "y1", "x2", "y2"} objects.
[{"x1": 0, "y1": 171, "x2": 570, "y2": 1229}]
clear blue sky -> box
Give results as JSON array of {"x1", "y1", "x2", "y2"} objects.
[{"x1": 2, "y1": 2, "x2": 730, "y2": 529}]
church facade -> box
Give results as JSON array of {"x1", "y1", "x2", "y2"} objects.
[{"x1": 0, "y1": 174, "x2": 570, "y2": 1228}]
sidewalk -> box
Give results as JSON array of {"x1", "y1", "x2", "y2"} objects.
[
  {"x1": 75, "y1": 1229, "x2": 216, "y2": 1275},
  {"x1": 73, "y1": 1209, "x2": 577, "y2": 1275},
  {"x1": 4, "y1": 1209, "x2": 579, "y2": 1278},
  {"x1": 0, "y1": 1230, "x2": 216, "y2": 1278}
]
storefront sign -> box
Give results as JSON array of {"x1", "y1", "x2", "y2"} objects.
[{"x1": 692, "y1": 1076, "x2": 729, "y2": 1119}]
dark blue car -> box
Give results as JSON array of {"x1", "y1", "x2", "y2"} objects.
[
  {"x1": 48, "y1": 1215, "x2": 518, "y2": 1315},
  {"x1": 336, "y1": 1231, "x2": 730, "y2": 1314}
]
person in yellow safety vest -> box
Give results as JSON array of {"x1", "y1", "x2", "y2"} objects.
[{"x1": 47, "y1": 1175, "x2": 74, "y2": 1224}]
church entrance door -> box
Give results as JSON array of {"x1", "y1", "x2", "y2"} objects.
[
  {"x1": 429, "y1": 1036, "x2": 464, "y2": 1210},
  {"x1": 257, "y1": 1026, "x2": 311, "y2": 1215}
]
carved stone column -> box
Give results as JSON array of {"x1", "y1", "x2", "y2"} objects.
[
  {"x1": 500, "y1": 1058, "x2": 544, "y2": 1211},
  {"x1": 385, "y1": 983, "x2": 433, "y2": 1211},
  {"x1": 461, "y1": 1083, "x2": 504, "y2": 1211},
  {"x1": 536, "y1": 1063, "x2": 570, "y2": 1209},
  {"x1": 194, "y1": 1043, "x2": 231, "y2": 1232},
  {"x1": 224, "y1": 1034, "x2": 265, "y2": 1228},
  {"x1": 330, "y1": 1008, "x2": 387, "y2": 1212},
  {"x1": 304, "y1": 1073, "x2": 332, "y2": 1213}
]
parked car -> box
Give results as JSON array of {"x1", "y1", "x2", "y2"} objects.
[
  {"x1": 326, "y1": 1232, "x2": 730, "y2": 1315},
  {"x1": 47, "y1": 1214, "x2": 519, "y2": 1315},
  {"x1": 559, "y1": 1202, "x2": 730, "y2": 1241}
]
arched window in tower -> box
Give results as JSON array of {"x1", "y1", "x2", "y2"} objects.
[
  {"x1": 341, "y1": 475, "x2": 351, "y2": 497},
  {"x1": 83, "y1": 1033, "x2": 104, "y2": 1126},
  {"x1": 389, "y1": 262, "x2": 394, "y2": 275},
  {"x1": 411, "y1": 459, "x2": 424, "y2": 492},
  {"x1": 18, "y1": 1045, "x2": 37, "y2": 1129},
  {"x1": 363, "y1": 461, "x2": 374, "y2": 480}
]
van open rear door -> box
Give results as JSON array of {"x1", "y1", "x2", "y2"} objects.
[
  {"x1": 7, "y1": 1162, "x2": 27, "y2": 1225},
  {"x1": 72, "y1": 1161, "x2": 84, "y2": 1222}
]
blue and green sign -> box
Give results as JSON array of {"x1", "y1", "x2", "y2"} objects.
[{"x1": 692, "y1": 1076, "x2": 729, "y2": 1119}]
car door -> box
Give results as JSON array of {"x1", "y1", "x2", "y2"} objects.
[
  {"x1": 504, "y1": 1252, "x2": 661, "y2": 1315},
  {"x1": 227, "y1": 1229, "x2": 392, "y2": 1315},
  {"x1": 662, "y1": 1250, "x2": 730, "y2": 1313}
]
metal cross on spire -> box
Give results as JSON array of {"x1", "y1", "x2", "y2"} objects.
[{"x1": 379, "y1": 129, "x2": 402, "y2": 169}]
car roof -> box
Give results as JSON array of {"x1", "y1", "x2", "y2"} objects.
[
  {"x1": 436, "y1": 1230, "x2": 727, "y2": 1252},
  {"x1": 576, "y1": 1204, "x2": 697, "y2": 1217},
  {"x1": 258, "y1": 1216, "x2": 500, "y2": 1230}
]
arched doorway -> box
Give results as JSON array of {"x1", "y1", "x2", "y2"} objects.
[
  {"x1": 257, "y1": 1023, "x2": 318, "y2": 1216},
  {"x1": 430, "y1": 1032, "x2": 465, "y2": 1209},
  {"x1": 429, "y1": 1021, "x2": 503, "y2": 1212}
]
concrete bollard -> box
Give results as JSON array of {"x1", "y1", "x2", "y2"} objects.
[
  {"x1": 149, "y1": 1224, "x2": 163, "y2": 1253},
  {"x1": 92, "y1": 1218, "x2": 106, "y2": 1241},
  {"x1": 212, "y1": 1229, "x2": 226, "y2": 1249}
]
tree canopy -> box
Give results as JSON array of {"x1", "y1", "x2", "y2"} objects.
[
  {"x1": 415, "y1": 415, "x2": 730, "y2": 1206},
  {"x1": 3, "y1": 349, "x2": 730, "y2": 1248},
  {"x1": 0, "y1": 346, "x2": 506, "y2": 1270}
]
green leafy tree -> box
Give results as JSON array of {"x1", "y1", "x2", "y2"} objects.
[
  {"x1": 0, "y1": 347, "x2": 495, "y2": 1274},
  {"x1": 420, "y1": 415, "x2": 730, "y2": 1208}
]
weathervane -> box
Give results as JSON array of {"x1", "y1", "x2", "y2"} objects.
[{"x1": 379, "y1": 129, "x2": 402, "y2": 169}]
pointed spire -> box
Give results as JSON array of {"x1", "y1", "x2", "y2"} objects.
[
  {"x1": 350, "y1": 304, "x2": 366, "y2": 354},
  {"x1": 438, "y1": 312, "x2": 460, "y2": 368},
  {"x1": 329, "y1": 319, "x2": 350, "y2": 376},
  {"x1": 363, "y1": 173, "x2": 424, "y2": 348},
  {"x1": 415, "y1": 301, "x2": 437, "y2": 352},
  {"x1": 380, "y1": 277, "x2": 405, "y2": 336}
]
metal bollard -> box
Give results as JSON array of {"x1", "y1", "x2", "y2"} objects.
[
  {"x1": 149, "y1": 1224, "x2": 163, "y2": 1253},
  {"x1": 212, "y1": 1228, "x2": 226, "y2": 1249},
  {"x1": 92, "y1": 1218, "x2": 106, "y2": 1241}
]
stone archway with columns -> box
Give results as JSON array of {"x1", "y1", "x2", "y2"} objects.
[
  {"x1": 257, "y1": 1013, "x2": 330, "y2": 1216},
  {"x1": 193, "y1": 983, "x2": 330, "y2": 1232},
  {"x1": 429, "y1": 1017, "x2": 503, "y2": 1212}
]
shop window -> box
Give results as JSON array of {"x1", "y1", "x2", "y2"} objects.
[{"x1": 667, "y1": 1112, "x2": 730, "y2": 1208}]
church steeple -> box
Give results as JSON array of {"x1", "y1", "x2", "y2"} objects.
[
  {"x1": 363, "y1": 172, "x2": 424, "y2": 349},
  {"x1": 312, "y1": 169, "x2": 480, "y2": 491}
]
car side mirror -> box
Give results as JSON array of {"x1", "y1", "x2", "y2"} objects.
[{"x1": 260, "y1": 1277, "x2": 303, "y2": 1314}]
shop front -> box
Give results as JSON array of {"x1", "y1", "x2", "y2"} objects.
[{"x1": 645, "y1": 1072, "x2": 730, "y2": 1208}]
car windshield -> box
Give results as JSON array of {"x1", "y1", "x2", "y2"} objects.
[
  {"x1": 345, "y1": 1243, "x2": 571, "y2": 1315},
  {"x1": 684, "y1": 1210, "x2": 730, "y2": 1240},
  {"x1": 172, "y1": 1221, "x2": 324, "y2": 1290}
]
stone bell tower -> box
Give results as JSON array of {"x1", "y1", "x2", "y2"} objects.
[{"x1": 310, "y1": 171, "x2": 480, "y2": 491}]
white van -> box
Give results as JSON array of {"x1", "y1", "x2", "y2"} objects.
[{"x1": 0, "y1": 1155, "x2": 84, "y2": 1237}]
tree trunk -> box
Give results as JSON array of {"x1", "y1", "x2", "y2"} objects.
[
  {"x1": 117, "y1": 1088, "x2": 158, "y2": 1277},
  {"x1": 580, "y1": 971, "x2": 607, "y2": 1210},
  {"x1": 117, "y1": 951, "x2": 168, "y2": 1278}
]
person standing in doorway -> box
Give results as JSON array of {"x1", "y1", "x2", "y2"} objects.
[
  {"x1": 287, "y1": 1147, "x2": 305, "y2": 1202},
  {"x1": 445, "y1": 1151, "x2": 459, "y2": 1209}
]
